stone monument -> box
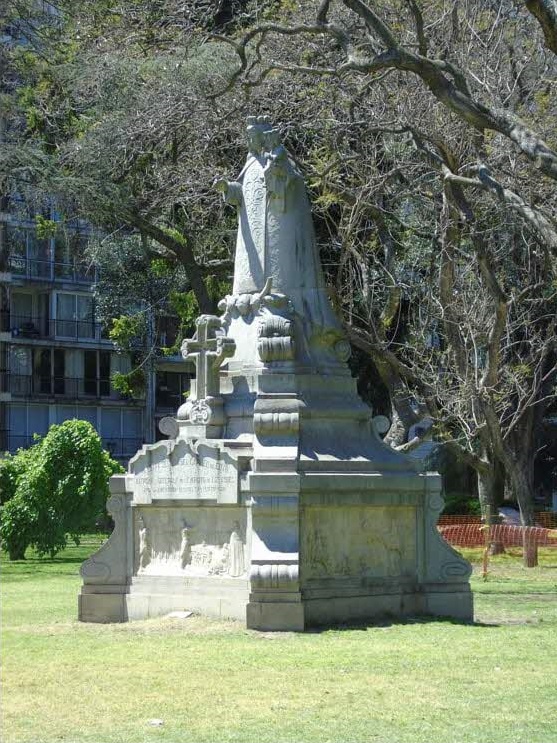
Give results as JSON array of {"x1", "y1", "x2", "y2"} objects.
[{"x1": 79, "y1": 116, "x2": 472, "y2": 630}]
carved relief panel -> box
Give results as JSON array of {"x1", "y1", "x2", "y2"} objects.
[
  {"x1": 301, "y1": 506, "x2": 417, "y2": 582},
  {"x1": 133, "y1": 507, "x2": 248, "y2": 578}
]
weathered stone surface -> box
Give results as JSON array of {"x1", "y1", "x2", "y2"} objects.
[
  {"x1": 129, "y1": 440, "x2": 239, "y2": 504},
  {"x1": 132, "y1": 506, "x2": 248, "y2": 578},
  {"x1": 78, "y1": 117, "x2": 472, "y2": 628},
  {"x1": 301, "y1": 506, "x2": 417, "y2": 581}
]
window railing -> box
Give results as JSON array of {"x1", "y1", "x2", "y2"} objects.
[
  {"x1": 101, "y1": 437, "x2": 143, "y2": 458},
  {"x1": 155, "y1": 389, "x2": 183, "y2": 409},
  {"x1": 4, "y1": 433, "x2": 36, "y2": 452},
  {"x1": 6, "y1": 374, "x2": 115, "y2": 399},
  {"x1": 2, "y1": 313, "x2": 109, "y2": 342},
  {"x1": 2, "y1": 432, "x2": 142, "y2": 459},
  {"x1": 7, "y1": 256, "x2": 97, "y2": 284}
]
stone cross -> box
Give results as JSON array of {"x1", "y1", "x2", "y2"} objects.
[{"x1": 181, "y1": 315, "x2": 236, "y2": 402}]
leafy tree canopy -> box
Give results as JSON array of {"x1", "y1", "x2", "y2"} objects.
[{"x1": 3, "y1": 0, "x2": 557, "y2": 533}]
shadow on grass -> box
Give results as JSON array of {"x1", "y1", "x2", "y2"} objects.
[
  {"x1": 306, "y1": 615, "x2": 500, "y2": 633},
  {"x1": 1, "y1": 556, "x2": 88, "y2": 581},
  {"x1": 1, "y1": 537, "x2": 108, "y2": 572}
]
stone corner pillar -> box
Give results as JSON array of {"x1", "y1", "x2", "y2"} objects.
[
  {"x1": 416, "y1": 472, "x2": 474, "y2": 621},
  {"x1": 78, "y1": 475, "x2": 134, "y2": 623},
  {"x1": 244, "y1": 472, "x2": 305, "y2": 631}
]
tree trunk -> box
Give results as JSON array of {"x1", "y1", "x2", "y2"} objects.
[
  {"x1": 130, "y1": 217, "x2": 214, "y2": 314},
  {"x1": 477, "y1": 465, "x2": 505, "y2": 555},
  {"x1": 523, "y1": 537, "x2": 539, "y2": 569},
  {"x1": 8, "y1": 543, "x2": 27, "y2": 560},
  {"x1": 144, "y1": 310, "x2": 156, "y2": 444},
  {"x1": 508, "y1": 461, "x2": 537, "y2": 566}
]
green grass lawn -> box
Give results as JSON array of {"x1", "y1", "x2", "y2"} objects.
[{"x1": 2, "y1": 537, "x2": 557, "y2": 743}]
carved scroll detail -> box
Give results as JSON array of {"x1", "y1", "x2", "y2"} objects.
[
  {"x1": 424, "y1": 488, "x2": 473, "y2": 582},
  {"x1": 189, "y1": 400, "x2": 212, "y2": 424},
  {"x1": 253, "y1": 411, "x2": 299, "y2": 436},
  {"x1": 257, "y1": 315, "x2": 294, "y2": 362},
  {"x1": 80, "y1": 490, "x2": 132, "y2": 585}
]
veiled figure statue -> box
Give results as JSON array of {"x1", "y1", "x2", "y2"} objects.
[{"x1": 215, "y1": 117, "x2": 340, "y2": 339}]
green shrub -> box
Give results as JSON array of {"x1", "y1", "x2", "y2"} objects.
[
  {"x1": 442, "y1": 491, "x2": 482, "y2": 515},
  {"x1": 0, "y1": 448, "x2": 34, "y2": 505},
  {"x1": 0, "y1": 420, "x2": 123, "y2": 560}
]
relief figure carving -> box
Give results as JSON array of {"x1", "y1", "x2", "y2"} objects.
[
  {"x1": 229, "y1": 521, "x2": 246, "y2": 577},
  {"x1": 208, "y1": 543, "x2": 230, "y2": 575},
  {"x1": 138, "y1": 518, "x2": 151, "y2": 572},
  {"x1": 180, "y1": 525, "x2": 191, "y2": 570}
]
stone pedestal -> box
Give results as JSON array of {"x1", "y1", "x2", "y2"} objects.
[
  {"x1": 79, "y1": 448, "x2": 471, "y2": 627},
  {"x1": 79, "y1": 116, "x2": 472, "y2": 628}
]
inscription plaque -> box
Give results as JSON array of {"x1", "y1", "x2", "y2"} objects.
[{"x1": 130, "y1": 440, "x2": 238, "y2": 504}]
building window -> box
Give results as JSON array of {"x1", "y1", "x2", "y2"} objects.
[
  {"x1": 54, "y1": 229, "x2": 92, "y2": 281},
  {"x1": 8, "y1": 292, "x2": 50, "y2": 338},
  {"x1": 156, "y1": 371, "x2": 192, "y2": 409},
  {"x1": 8, "y1": 346, "x2": 32, "y2": 395},
  {"x1": 7, "y1": 226, "x2": 51, "y2": 279},
  {"x1": 6, "y1": 403, "x2": 143, "y2": 459},
  {"x1": 84, "y1": 350, "x2": 96, "y2": 396},
  {"x1": 11, "y1": 292, "x2": 33, "y2": 323},
  {"x1": 7, "y1": 348, "x2": 123, "y2": 400},
  {"x1": 8, "y1": 403, "x2": 49, "y2": 450},
  {"x1": 53, "y1": 348, "x2": 65, "y2": 394},
  {"x1": 100, "y1": 407, "x2": 142, "y2": 458},
  {"x1": 56, "y1": 293, "x2": 95, "y2": 339},
  {"x1": 84, "y1": 349, "x2": 111, "y2": 397}
]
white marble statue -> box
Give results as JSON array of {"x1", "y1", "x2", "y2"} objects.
[{"x1": 214, "y1": 116, "x2": 336, "y2": 318}]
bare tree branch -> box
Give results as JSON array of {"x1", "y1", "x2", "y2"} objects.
[{"x1": 127, "y1": 214, "x2": 213, "y2": 313}]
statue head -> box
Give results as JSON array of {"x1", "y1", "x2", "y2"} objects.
[
  {"x1": 246, "y1": 115, "x2": 273, "y2": 156},
  {"x1": 263, "y1": 127, "x2": 282, "y2": 152}
]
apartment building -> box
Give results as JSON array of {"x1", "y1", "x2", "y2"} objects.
[
  {"x1": 0, "y1": 206, "x2": 192, "y2": 462},
  {"x1": 0, "y1": 12, "x2": 194, "y2": 461}
]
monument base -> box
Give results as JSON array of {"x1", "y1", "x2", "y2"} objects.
[
  {"x1": 79, "y1": 444, "x2": 473, "y2": 630},
  {"x1": 80, "y1": 576, "x2": 250, "y2": 623},
  {"x1": 79, "y1": 118, "x2": 474, "y2": 631},
  {"x1": 79, "y1": 582, "x2": 472, "y2": 629}
]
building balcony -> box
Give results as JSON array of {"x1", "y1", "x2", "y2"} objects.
[
  {"x1": 7, "y1": 256, "x2": 97, "y2": 284},
  {"x1": 102, "y1": 437, "x2": 143, "y2": 459},
  {"x1": 155, "y1": 389, "x2": 183, "y2": 410},
  {"x1": 2, "y1": 431, "x2": 142, "y2": 459},
  {"x1": 4, "y1": 374, "x2": 127, "y2": 401},
  {"x1": 2, "y1": 313, "x2": 109, "y2": 343}
]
